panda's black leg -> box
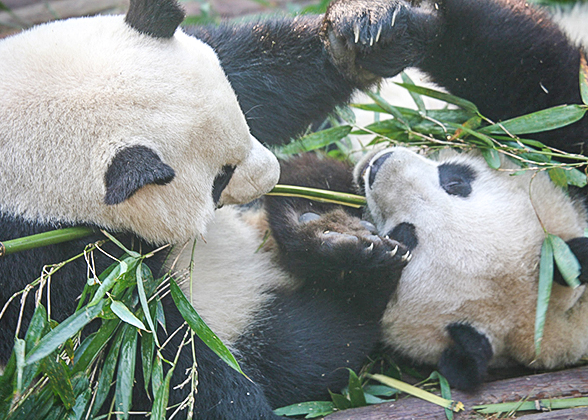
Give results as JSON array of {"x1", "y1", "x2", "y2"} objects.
[
  {"x1": 438, "y1": 323, "x2": 493, "y2": 391},
  {"x1": 414, "y1": 0, "x2": 588, "y2": 153},
  {"x1": 554, "y1": 237, "x2": 588, "y2": 286},
  {"x1": 185, "y1": 0, "x2": 438, "y2": 146}
]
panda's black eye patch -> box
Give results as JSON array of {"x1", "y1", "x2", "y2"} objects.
[{"x1": 438, "y1": 163, "x2": 476, "y2": 197}]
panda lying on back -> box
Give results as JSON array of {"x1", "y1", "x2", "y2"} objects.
[{"x1": 268, "y1": 0, "x2": 588, "y2": 392}]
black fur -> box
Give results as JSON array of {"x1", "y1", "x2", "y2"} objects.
[
  {"x1": 438, "y1": 323, "x2": 493, "y2": 392},
  {"x1": 212, "y1": 165, "x2": 236, "y2": 206},
  {"x1": 388, "y1": 223, "x2": 418, "y2": 252},
  {"x1": 438, "y1": 163, "x2": 476, "y2": 198},
  {"x1": 104, "y1": 145, "x2": 175, "y2": 205},
  {"x1": 125, "y1": 0, "x2": 185, "y2": 39}
]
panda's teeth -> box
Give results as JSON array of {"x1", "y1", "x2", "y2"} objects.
[
  {"x1": 389, "y1": 245, "x2": 398, "y2": 257},
  {"x1": 376, "y1": 26, "x2": 382, "y2": 43},
  {"x1": 401, "y1": 250, "x2": 411, "y2": 262},
  {"x1": 354, "y1": 23, "x2": 360, "y2": 43},
  {"x1": 366, "y1": 243, "x2": 374, "y2": 252}
]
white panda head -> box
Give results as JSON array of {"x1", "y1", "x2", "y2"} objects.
[
  {"x1": 0, "y1": 0, "x2": 279, "y2": 244},
  {"x1": 355, "y1": 147, "x2": 588, "y2": 375}
]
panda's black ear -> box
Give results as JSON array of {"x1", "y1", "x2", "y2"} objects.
[
  {"x1": 554, "y1": 237, "x2": 588, "y2": 286},
  {"x1": 104, "y1": 145, "x2": 175, "y2": 205},
  {"x1": 438, "y1": 323, "x2": 493, "y2": 392},
  {"x1": 125, "y1": 0, "x2": 185, "y2": 39}
]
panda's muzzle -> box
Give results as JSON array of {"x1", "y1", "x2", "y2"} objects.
[
  {"x1": 212, "y1": 165, "x2": 236, "y2": 207},
  {"x1": 358, "y1": 150, "x2": 394, "y2": 193}
]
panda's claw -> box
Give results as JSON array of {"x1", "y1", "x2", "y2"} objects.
[
  {"x1": 389, "y1": 244, "x2": 398, "y2": 257},
  {"x1": 401, "y1": 250, "x2": 412, "y2": 262}
]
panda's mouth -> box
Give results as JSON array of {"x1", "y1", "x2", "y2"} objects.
[{"x1": 212, "y1": 165, "x2": 236, "y2": 207}]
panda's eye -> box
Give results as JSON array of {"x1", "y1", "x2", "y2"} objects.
[{"x1": 438, "y1": 163, "x2": 476, "y2": 197}]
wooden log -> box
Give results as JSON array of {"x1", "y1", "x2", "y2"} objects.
[{"x1": 327, "y1": 365, "x2": 588, "y2": 419}]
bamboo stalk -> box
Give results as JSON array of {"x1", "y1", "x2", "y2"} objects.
[
  {"x1": 266, "y1": 184, "x2": 367, "y2": 208},
  {"x1": 0, "y1": 226, "x2": 95, "y2": 257}
]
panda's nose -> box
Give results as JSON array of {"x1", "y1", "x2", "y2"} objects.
[{"x1": 367, "y1": 151, "x2": 393, "y2": 189}]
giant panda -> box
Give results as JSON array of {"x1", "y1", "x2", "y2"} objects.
[
  {"x1": 264, "y1": 0, "x2": 588, "y2": 393},
  {"x1": 0, "y1": 0, "x2": 424, "y2": 418}
]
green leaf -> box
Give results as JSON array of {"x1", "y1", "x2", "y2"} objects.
[
  {"x1": 151, "y1": 354, "x2": 164, "y2": 396},
  {"x1": 401, "y1": 72, "x2": 426, "y2": 113},
  {"x1": 41, "y1": 357, "x2": 75, "y2": 410},
  {"x1": 14, "y1": 338, "x2": 25, "y2": 395},
  {"x1": 141, "y1": 326, "x2": 155, "y2": 397},
  {"x1": 276, "y1": 125, "x2": 352, "y2": 156},
  {"x1": 136, "y1": 264, "x2": 159, "y2": 344},
  {"x1": 480, "y1": 105, "x2": 587, "y2": 135},
  {"x1": 25, "y1": 300, "x2": 106, "y2": 366},
  {"x1": 91, "y1": 326, "x2": 125, "y2": 416},
  {"x1": 429, "y1": 371, "x2": 454, "y2": 420},
  {"x1": 88, "y1": 260, "x2": 128, "y2": 307},
  {"x1": 100, "y1": 231, "x2": 141, "y2": 258},
  {"x1": 549, "y1": 234, "x2": 581, "y2": 288},
  {"x1": 68, "y1": 373, "x2": 91, "y2": 420},
  {"x1": 347, "y1": 370, "x2": 366, "y2": 408},
  {"x1": 535, "y1": 237, "x2": 554, "y2": 355},
  {"x1": 150, "y1": 362, "x2": 174, "y2": 420},
  {"x1": 363, "y1": 384, "x2": 397, "y2": 397},
  {"x1": 273, "y1": 401, "x2": 335, "y2": 418},
  {"x1": 71, "y1": 319, "x2": 118, "y2": 375},
  {"x1": 481, "y1": 148, "x2": 501, "y2": 169},
  {"x1": 115, "y1": 327, "x2": 138, "y2": 420},
  {"x1": 170, "y1": 278, "x2": 243, "y2": 374},
  {"x1": 329, "y1": 391, "x2": 351, "y2": 410},
  {"x1": 110, "y1": 301, "x2": 147, "y2": 330},
  {"x1": 395, "y1": 82, "x2": 479, "y2": 114},
  {"x1": 548, "y1": 167, "x2": 568, "y2": 189},
  {"x1": 580, "y1": 55, "x2": 588, "y2": 106},
  {"x1": 566, "y1": 167, "x2": 588, "y2": 188},
  {"x1": 366, "y1": 91, "x2": 410, "y2": 128},
  {"x1": 22, "y1": 306, "x2": 48, "y2": 389}
]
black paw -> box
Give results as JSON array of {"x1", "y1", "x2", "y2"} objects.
[
  {"x1": 322, "y1": 0, "x2": 440, "y2": 79},
  {"x1": 294, "y1": 210, "x2": 411, "y2": 275}
]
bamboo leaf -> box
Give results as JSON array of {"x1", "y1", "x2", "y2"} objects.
[
  {"x1": 429, "y1": 371, "x2": 454, "y2": 420},
  {"x1": 14, "y1": 338, "x2": 25, "y2": 395},
  {"x1": 481, "y1": 148, "x2": 501, "y2": 169},
  {"x1": 273, "y1": 401, "x2": 335, "y2": 418},
  {"x1": 41, "y1": 357, "x2": 75, "y2": 410},
  {"x1": 88, "y1": 260, "x2": 129, "y2": 307},
  {"x1": 475, "y1": 397, "x2": 588, "y2": 414},
  {"x1": 566, "y1": 167, "x2": 588, "y2": 188},
  {"x1": 22, "y1": 306, "x2": 48, "y2": 389},
  {"x1": 548, "y1": 167, "x2": 569, "y2": 189},
  {"x1": 535, "y1": 237, "x2": 554, "y2": 355},
  {"x1": 347, "y1": 370, "x2": 367, "y2": 408},
  {"x1": 150, "y1": 363, "x2": 173, "y2": 420},
  {"x1": 170, "y1": 279, "x2": 243, "y2": 375},
  {"x1": 368, "y1": 374, "x2": 464, "y2": 412},
  {"x1": 329, "y1": 391, "x2": 352, "y2": 410},
  {"x1": 394, "y1": 82, "x2": 479, "y2": 114},
  {"x1": 151, "y1": 354, "x2": 164, "y2": 396},
  {"x1": 110, "y1": 301, "x2": 147, "y2": 331},
  {"x1": 25, "y1": 300, "x2": 106, "y2": 366},
  {"x1": 136, "y1": 264, "x2": 159, "y2": 344},
  {"x1": 480, "y1": 105, "x2": 587, "y2": 135},
  {"x1": 141, "y1": 327, "x2": 155, "y2": 397},
  {"x1": 91, "y1": 325, "x2": 125, "y2": 416},
  {"x1": 71, "y1": 319, "x2": 118, "y2": 375},
  {"x1": 68, "y1": 373, "x2": 91, "y2": 420},
  {"x1": 401, "y1": 72, "x2": 426, "y2": 113},
  {"x1": 115, "y1": 326, "x2": 137, "y2": 420},
  {"x1": 549, "y1": 234, "x2": 581, "y2": 288},
  {"x1": 276, "y1": 125, "x2": 352, "y2": 156},
  {"x1": 366, "y1": 91, "x2": 410, "y2": 128}
]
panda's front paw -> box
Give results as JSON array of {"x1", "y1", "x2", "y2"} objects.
[
  {"x1": 294, "y1": 209, "x2": 411, "y2": 276},
  {"x1": 322, "y1": 0, "x2": 440, "y2": 80}
]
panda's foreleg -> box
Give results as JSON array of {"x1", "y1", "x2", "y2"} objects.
[
  {"x1": 413, "y1": 0, "x2": 588, "y2": 153},
  {"x1": 250, "y1": 154, "x2": 409, "y2": 407},
  {"x1": 437, "y1": 323, "x2": 493, "y2": 392}
]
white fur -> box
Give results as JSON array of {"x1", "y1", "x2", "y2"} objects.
[
  {"x1": 0, "y1": 15, "x2": 279, "y2": 244},
  {"x1": 357, "y1": 147, "x2": 588, "y2": 368},
  {"x1": 551, "y1": 3, "x2": 588, "y2": 47},
  {"x1": 167, "y1": 206, "x2": 292, "y2": 346}
]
